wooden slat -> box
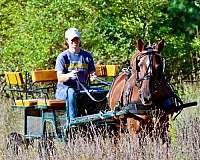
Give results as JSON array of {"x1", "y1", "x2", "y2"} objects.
[
  {"x1": 4, "y1": 72, "x2": 24, "y2": 85},
  {"x1": 96, "y1": 65, "x2": 119, "y2": 77},
  {"x1": 37, "y1": 99, "x2": 65, "y2": 108},
  {"x1": 15, "y1": 99, "x2": 38, "y2": 107},
  {"x1": 32, "y1": 69, "x2": 57, "y2": 83},
  {"x1": 96, "y1": 65, "x2": 107, "y2": 77}
]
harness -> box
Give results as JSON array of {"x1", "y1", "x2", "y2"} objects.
[
  {"x1": 137, "y1": 48, "x2": 165, "y2": 97},
  {"x1": 121, "y1": 47, "x2": 167, "y2": 108},
  {"x1": 121, "y1": 67, "x2": 133, "y2": 106}
]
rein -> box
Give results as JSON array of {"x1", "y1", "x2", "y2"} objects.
[
  {"x1": 75, "y1": 77, "x2": 107, "y2": 103},
  {"x1": 94, "y1": 77, "x2": 112, "y2": 86}
]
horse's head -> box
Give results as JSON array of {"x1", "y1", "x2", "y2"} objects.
[{"x1": 134, "y1": 39, "x2": 165, "y2": 105}]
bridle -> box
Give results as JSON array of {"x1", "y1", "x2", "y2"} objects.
[{"x1": 135, "y1": 47, "x2": 165, "y2": 102}]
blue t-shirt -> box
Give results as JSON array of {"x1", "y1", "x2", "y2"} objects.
[{"x1": 55, "y1": 49, "x2": 95, "y2": 88}]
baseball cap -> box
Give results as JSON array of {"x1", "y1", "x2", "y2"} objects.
[{"x1": 65, "y1": 28, "x2": 80, "y2": 41}]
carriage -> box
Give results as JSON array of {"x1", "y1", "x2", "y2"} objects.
[{"x1": 4, "y1": 40, "x2": 198, "y2": 154}]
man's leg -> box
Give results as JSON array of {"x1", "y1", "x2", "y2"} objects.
[{"x1": 67, "y1": 87, "x2": 77, "y2": 121}]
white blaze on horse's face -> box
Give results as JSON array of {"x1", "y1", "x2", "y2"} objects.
[
  {"x1": 139, "y1": 54, "x2": 152, "y2": 105},
  {"x1": 138, "y1": 57, "x2": 148, "y2": 78}
]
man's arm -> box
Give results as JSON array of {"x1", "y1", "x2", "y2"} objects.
[
  {"x1": 55, "y1": 53, "x2": 78, "y2": 82},
  {"x1": 57, "y1": 70, "x2": 78, "y2": 82}
]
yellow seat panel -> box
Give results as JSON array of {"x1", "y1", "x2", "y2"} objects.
[
  {"x1": 96, "y1": 65, "x2": 119, "y2": 77},
  {"x1": 15, "y1": 99, "x2": 38, "y2": 107},
  {"x1": 106, "y1": 65, "x2": 119, "y2": 76},
  {"x1": 5, "y1": 72, "x2": 24, "y2": 85}
]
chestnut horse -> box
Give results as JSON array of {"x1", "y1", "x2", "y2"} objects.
[{"x1": 108, "y1": 39, "x2": 175, "y2": 141}]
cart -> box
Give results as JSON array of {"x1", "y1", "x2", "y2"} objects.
[{"x1": 4, "y1": 66, "x2": 197, "y2": 155}]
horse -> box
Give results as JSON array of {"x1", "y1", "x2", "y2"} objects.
[{"x1": 108, "y1": 39, "x2": 175, "y2": 142}]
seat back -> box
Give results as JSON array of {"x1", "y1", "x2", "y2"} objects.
[
  {"x1": 5, "y1": 72, "x2": 24, "y2": 86},
  {"x1": 96, "y1": 64, "x2": 119, "y2": 77},
  {"x1": 4, "y1": 71, "x2": 37, "y2": 107},
  {"x1": 32, "y1": 69, "x2": 57, "y2": 83},
  {"x1": 4, "y1": 70, "x2": 63, "y2": 108},
  {"x1": 31, "y1": 69, "x2": 58, "y2": 99}
]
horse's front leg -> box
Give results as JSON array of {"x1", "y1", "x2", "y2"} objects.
[{"x1": 126, "y1": 118, "x2": 141, "y2": 141}]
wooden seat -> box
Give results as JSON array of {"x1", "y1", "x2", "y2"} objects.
[
  {"x1": 31, "y1": 69, "x2": 65, "y2": 109},
  {"x1": 37, "y1": 99, "x2": 65, "y2": 109},
  {"x1": 5, "y1": 72, "x2": 37, "y2": 107},
  {"x1": 15, "y1": 99, "x2": 38, "y2": 107},
  {"x1": 5, "y1": 70, "x2": 65, "y2": 139}
]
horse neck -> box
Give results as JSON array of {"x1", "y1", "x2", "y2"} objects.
[
  {"x1": 108, "y1": 70, "x2": 140, "y2": 108},
  {"x1": 108, "y1": 72, "x2": 126, "y2": 109}
]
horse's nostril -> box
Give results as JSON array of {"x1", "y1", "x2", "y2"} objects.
[
  {"x1": 144, "y1": 96, "x2": 152, "y2": 102},
  {"x1": 140, "y1": 95, "x2": 152, "y2": 106},
  {"x1": 148, "y1": 95, "x2": 152, "y2": 101},
  {"x1": 144, "y1": 97, "x2": 149, "y2": 102}
]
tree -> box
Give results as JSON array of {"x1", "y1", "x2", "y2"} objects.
[{"x1": 0, "y1": 0, "x2": 200, "y2": 81}]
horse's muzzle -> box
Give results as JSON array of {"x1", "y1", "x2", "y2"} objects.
[{"x1": 140, "y1": 93, "x2": 152, "y2": 106}]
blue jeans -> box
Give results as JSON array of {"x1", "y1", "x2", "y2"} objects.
[{"x1": 55, "y1": 86, "x2": 77, "y2": 121}]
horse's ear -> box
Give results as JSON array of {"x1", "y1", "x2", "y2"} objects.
[
  {"x1": 136, "y1": 39, "x2": 144, "y2": 52},
  {"x1": 157, "y1": 39, "x2": 164, "y2": 53}
]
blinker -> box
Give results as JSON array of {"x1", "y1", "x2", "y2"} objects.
[{"x1": 136, "y1": 59, "x2": 140, "y2": 72}]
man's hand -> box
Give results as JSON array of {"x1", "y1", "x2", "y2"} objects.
[
  {"x1": 90, "y1": 73, "x2": 97, "y2": 82},
  {"x1": 57, "y1": 70, "x2": 78, "y2": 82},
  {"x1": 67, "y1": 70, "x2": 78, "y2": 79}
]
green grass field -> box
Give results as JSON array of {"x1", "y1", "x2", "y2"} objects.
[{"x1": 0, "y1": 82, "x2": 200, "y2": 160}]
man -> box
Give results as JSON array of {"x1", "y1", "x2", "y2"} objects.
[{"x1": 55, "y1": 28, "x2": 96, "y2": 122}]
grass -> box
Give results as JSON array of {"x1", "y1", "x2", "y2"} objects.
[{"x1": 0, "y1": 83, "x2": 200, "y2": 160}]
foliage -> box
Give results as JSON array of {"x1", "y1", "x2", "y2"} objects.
[{"x1": 0, "y1": 0, "x2": 200, "y2": 80}]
